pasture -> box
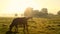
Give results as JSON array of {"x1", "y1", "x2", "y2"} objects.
[{"x1": 0, "y1": 17, "x2": 60, "y2": 34}]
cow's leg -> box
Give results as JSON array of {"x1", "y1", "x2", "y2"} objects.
[
  {"x1": 15, "y1": 25, "x2": 18, "y2": 33},
  {"x1": 23, "y1": 25, "x2": 26, "y2": 34},
  {"x1": 26, "y1": 24, "x2": 29, "y2": 34}
]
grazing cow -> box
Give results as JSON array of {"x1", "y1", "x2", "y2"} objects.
[{"x1": 9, "y1": 17, "x2": 32, "y2": 34}]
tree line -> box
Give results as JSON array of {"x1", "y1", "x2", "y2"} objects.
[
  {"x1": 15, "y1": 7, "x2": 60, "y2": 18},
  {"x1": 24, "y1": 7, "x2": 60, "y2": 18}
]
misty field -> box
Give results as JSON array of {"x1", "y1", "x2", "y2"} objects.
[{"x1": 0, "y1": 17, "x2": 60, "y2": 34}]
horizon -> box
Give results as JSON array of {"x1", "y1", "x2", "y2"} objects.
[{"x1": 0, "y1": 0, "x2": 60, "y2": 17}]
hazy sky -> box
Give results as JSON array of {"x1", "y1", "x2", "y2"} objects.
[{"x1": 0, "y1": 0, "x2": 60, "y2": 17}]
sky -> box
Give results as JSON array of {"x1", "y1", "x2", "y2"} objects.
[{"x1": 0, "y1": 0, "x2": 60, "y2": 17}]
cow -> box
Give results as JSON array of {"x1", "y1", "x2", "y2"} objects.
[{"x1": 9, "y1": 17, "x2": 33, "y2": 34}]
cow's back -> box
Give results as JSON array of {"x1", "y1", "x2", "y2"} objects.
[{"x1": 13, "y1": 17, "x2": 27, "y2": 25}]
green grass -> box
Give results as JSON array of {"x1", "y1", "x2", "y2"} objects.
[{"x1": 0, "y1": 17, "x2": 60, "y2": 34}]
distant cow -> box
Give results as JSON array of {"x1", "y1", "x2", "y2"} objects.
[{"x1": 9, "y1": 17, "x2": 33, "y2": 34}]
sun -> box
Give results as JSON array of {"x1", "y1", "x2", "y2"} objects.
[{"x1": 5, "y1": 0, "x2": 40, "y2": 15}]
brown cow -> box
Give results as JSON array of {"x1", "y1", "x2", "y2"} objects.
[{"x1": 9, "y1": 17, "x2": 33, "y2": 34}]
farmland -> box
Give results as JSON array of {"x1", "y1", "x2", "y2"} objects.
[{"x1": 0, "y1": 17, "x2": 60, "y2": 34}]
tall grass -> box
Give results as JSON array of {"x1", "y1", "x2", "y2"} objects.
[{"x1": 0, "y1": 17, "x2": 60, "y2": 34}]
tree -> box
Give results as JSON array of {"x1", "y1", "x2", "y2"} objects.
[
  {"x1": 24, "y1": 7, "x2": 33, "y2": 17},
  {"x1": 41, "y1": 8, "x2": 48, "y2": 14},
  {"x1": 39, "y1": 8, "x2": 48, "y2": 18},
  {"x1": 57, "y1": 11, "x2": 60, "y2": 15},
  {"x1": 48, "y1": 13, "x2": 55, "y2": 18},
  {"x1": 33, "y1": 10, "x2": 40, "y2": 17},
  {"x1": 15, "y1": 13, "x2": 18, "y2": 17}
]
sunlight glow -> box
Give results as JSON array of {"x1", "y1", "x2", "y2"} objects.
[
  {"x1": 0, "y1": 0, "x2": 60, "y2": 17},
  {"x1": 5, "y1": 0, "x2": 40, "y2": 14}
]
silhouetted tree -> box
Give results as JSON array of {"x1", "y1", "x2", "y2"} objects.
[
  {"x1": 15, "y1": 13, "x2": 18, "y2": 17},
  {"x1": 39, "y1": 8, "x2": 48, "y2": 18},
  {"x1": 41, "y1": 8, "x2": 48, "y2": 13},
  {"x1": 48, "y1": 13, "x2": 55, "y2": 18},
  {"x1": 39, "y1": 11, "x2": 44, "y2": 17},
  {"x1": 24, "y1": 7, "x2": 33, "y2": 17},
  {"x1": 57, "y1": 11, "x2": 60, "y2": 15},
  {"x1": 33, "y1": 10, "x2": 40, "y2": 17}
]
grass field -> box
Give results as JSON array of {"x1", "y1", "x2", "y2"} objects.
[{"x1": 0, "y1": 17, "x2": 60, "y2": 34}]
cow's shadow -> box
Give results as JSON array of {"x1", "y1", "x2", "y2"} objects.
[{"x1": 6, "y1": 31, "x2": 19, "y2": 34}]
